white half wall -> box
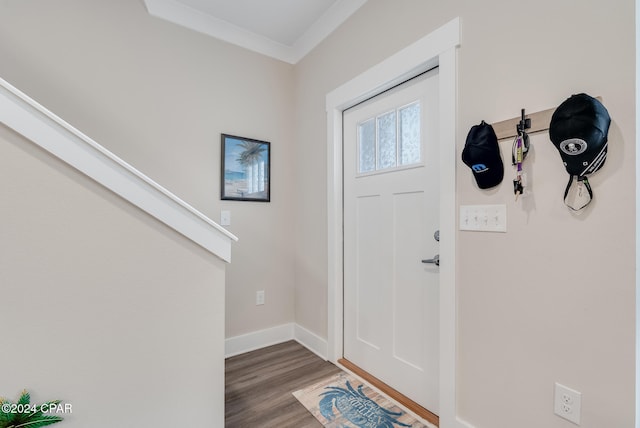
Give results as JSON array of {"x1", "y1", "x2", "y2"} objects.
[{"x1": 0, "y1": 124, "x2": 227, "y2": 427}]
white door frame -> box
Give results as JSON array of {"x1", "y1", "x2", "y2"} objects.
[{"x1": 326, "y1": 18, "x2": 467, "y2": 428}]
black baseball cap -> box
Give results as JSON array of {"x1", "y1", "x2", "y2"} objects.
[
  {"x1": 549, "y1": 93, "x2": 610, "y2": 177},
  {"x1": 462, "y1": 121, "x2": 504, "y2": 189}
]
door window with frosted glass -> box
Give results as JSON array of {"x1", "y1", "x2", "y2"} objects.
[{"x1": 357, "y1": 101, "x2": 421, "y2": 175}]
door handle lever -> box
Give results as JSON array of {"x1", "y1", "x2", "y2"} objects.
[{"x1": 421, "y1": 254, "x2": 440, "y2": 266}]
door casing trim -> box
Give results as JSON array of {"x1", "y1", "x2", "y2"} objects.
[{"x1": 326, "y1": 17, "x2": 469, "y2": 428}]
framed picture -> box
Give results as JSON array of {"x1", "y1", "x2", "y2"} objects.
[{"x1": 221, "y1": 134, "x2": 271, "y2": 202}]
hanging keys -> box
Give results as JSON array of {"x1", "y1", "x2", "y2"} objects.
[
  {"x1": 513, "y1": 134, "x2": 524, "y2": 200},
  {"x1": 513, "y1": 177, "x2": 524, "y2": 200},
  {"x1": 512, "y1": 110, "x2": 530, "y2": 201}
]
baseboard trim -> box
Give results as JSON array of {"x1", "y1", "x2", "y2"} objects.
[
  {"x1": 225, "y1": 323, "x2": 329, "y2": 360},
  {"x1": 225, "y1": 323, "x2": 294, "y2": 358},
  {"x1": 456, "y1": 417, "x2": 476, "y2": 428},
  {"x1": 294, "y1": 324, "x2": 328, "y2": 360}
]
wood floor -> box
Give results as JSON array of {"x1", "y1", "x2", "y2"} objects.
[{"x1": 225, "y1": 340, "x2": 341, "y2": 427}]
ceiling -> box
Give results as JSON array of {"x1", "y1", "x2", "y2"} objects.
[{"x1": 144, "y1": 0, "x2": 368, "y2": 64}]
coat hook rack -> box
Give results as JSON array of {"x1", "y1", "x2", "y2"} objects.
[
  {"x1": 491, "y1": 97, "x2": 602, "y2": 141},
  {"x1": 517, "y1": 108, "x2": 531, "y2": 135}
]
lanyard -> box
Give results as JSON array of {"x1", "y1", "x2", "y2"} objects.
[
  {"x1": 513, "y1": 134, "x2": 524, "y2": 199},
  {"x1": 564, "y1": 175, "x2": 593, "y2": 211},
  {"x1": 512, "y1": 109, "x2": 530, "y2": 200}
]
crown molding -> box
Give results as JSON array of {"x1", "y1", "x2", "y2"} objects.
[
  {"x1": 144, "y1": 0, "x2": 367, "y2": 64},
  {"x1": 290, "y1": 0, "x2": 367, "y2": 63}
]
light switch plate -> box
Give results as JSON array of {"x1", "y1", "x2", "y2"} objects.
[
  {"x1": 459, "y1": 204, "x2": 507, "y2": 232},
  {"x1": 220, "y1": 210, "x2": 231, "y2": 226}
]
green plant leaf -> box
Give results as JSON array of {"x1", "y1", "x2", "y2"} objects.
[
  {"x1": 0, "y1": 397, "x2": 17, "y2": 427},
  {"x1": 25, "y1": 401, "x2": 61, "y2": 421},
  {"x1": 11, "y1": 414, "x2": 64, "y2": 428},
  {"x1": 17, "y1": 391, "x2": 30, "y2": 406},
  {"x1": 0, "y1": 410, "x2": 14, "y2": 428},
  {"x1": 0, "y1": 392, "x2": 63, "y2": 428}
]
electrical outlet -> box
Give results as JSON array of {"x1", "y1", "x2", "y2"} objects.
[
  {"x1": 554, "y1": 383, "x2": 581, "y2": 425},
  {"x1": 256, "y1": 290, "x2": 265, "y2": 306}
]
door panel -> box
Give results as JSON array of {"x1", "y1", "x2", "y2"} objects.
[
  {"x1": 343, "y1": 68, "x2": 439, "y2": 413},
  {"x1": 355, "y1": 193, "x2": 386, "y2": 350},
  {"x1": 393, "y1": 190, "x2": 427, "y2": 370}
]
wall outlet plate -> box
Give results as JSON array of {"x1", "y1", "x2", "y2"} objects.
[
  {"x1": 256, "y1": 290, "x2": 265, "y2": 306},
  {"x1": 554, "y1": 382, "x2": 581, "y2": 425}
]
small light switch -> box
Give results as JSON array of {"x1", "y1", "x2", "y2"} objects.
[
  {"x1": 459, "y1": 204, "x2": 506, "y2": 232},
  {"x1": 221, "y1": 210, "x2": 231, "y2": 226}
]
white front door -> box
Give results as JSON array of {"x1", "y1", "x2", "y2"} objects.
[{"x1": 343, "y1": 68, "x2": 440, "y2": 413}]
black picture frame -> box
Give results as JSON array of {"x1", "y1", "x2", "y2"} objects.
[{"x1": 221, "y1": 134, "x2": 271, "y2": 202}]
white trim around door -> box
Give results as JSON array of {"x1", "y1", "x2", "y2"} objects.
[{"x1": 326, "y1": 18, "x2": 472, "y2": 428}]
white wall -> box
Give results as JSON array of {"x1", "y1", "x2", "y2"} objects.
[
  {"x1": 0, "y1": 0, "x2": 635, "y2": 427},
  {"x1": 294, "y1": 1, "x2": 635, "y2": 427},
  {"x1": 0, "y1": 0, "x2": 296, "y2": 339},
  {"x1": 637, "y1": 2, "x2": 640, "y2": 425},
  {"x1": 0, "y1": 124, "x2": 227, "y2": 427}
]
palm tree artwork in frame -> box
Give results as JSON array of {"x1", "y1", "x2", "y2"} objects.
[{"x1": 221, "y1": 134, "x2": 271, "y2": 202}]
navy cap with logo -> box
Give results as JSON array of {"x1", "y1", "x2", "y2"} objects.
[
  {"x1": 549, "y1": 93, "x2": 610, "y2": 177},
  {"x1": 462, "y1": 121, "x2": 504, "y2": 189}
]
